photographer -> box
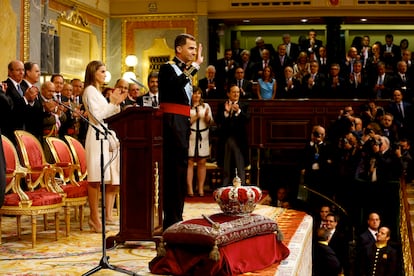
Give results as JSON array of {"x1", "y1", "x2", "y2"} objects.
[{"x1": 395, "y1": 138, "x2": 414, "y2": 183}]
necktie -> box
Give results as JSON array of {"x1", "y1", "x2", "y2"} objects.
[
  {"x1": 280, "y1": 56, "x2": 284, "y2": 66},
  {"x1": 398, "y1": 103, "x2": 404, "y2": 118},
  {"x1": 152, "y1": 96, "x2": 158, "y2": 107},
  {"x1": 17, "y1": 84, "x2": 24, "y2": 97},
  {"x1": 402, "y1": 75, "x2": 406, "y2": 82}
]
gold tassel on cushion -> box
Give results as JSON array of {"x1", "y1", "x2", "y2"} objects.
[
  {"x1": 157, "y1": 237, "x2": 166, "y2": 257},
  {"x1": 209, "y1": 241, "x2": 220, "y2": 261}
]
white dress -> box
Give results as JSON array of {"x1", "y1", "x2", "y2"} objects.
[
  {"x1": 83, "y1": 85, "x2": 121, "y2": 184},
  {"x1": 188, "y1": 103, "x2": 213, "y2": 158}
]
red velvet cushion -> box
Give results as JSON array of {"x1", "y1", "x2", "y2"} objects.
[
  {"x1": 4, "y1": 190, "x2": 62, "y2": 206},
  {"x1": 61, "y1": 183, "x2": 88, "y2": 198},
  {"x1": 163, "y1": 213, "x2": 279, "y2": 248}
]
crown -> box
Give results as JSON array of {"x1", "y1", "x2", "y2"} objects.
[{"x1": 213, "y1": 170, "x2": 262, "y2": 216}]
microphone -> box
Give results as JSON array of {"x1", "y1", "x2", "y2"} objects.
[
  {"x1": 53, "y1": 99, "x2": 112, "y2": 137},
  {"x1": 129, "y1": 78, "x2": 149, "y2": 92}
]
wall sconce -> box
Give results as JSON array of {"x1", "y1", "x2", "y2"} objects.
[
  {"x1": 122, "y1": 54, "x2": 138, "y2": 82},
  {"x1": 105, "y1": 70, "x2": 112, "y2": 84}
]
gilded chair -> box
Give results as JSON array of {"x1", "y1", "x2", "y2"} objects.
[
  {"x1": 65, "y1": 135, "x2": 120, "y2": 217},
  {"x1": 0, "y1": 135, "x2": 63, "y2": 248},
  {"x1": 46, "y1": 136, "x2": 88, "y2": 235}
]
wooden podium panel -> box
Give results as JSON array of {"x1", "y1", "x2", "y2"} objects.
[{"x1": 105, "y1": 107, "x2": 163, "y2": 248}]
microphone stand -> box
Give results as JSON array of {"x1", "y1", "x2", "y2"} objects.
[
  {"x1": 55, "y1": 101, "x2": 137, "y2": 275},
  {"x1": 301, "y1": 184, "x2": 357, "y2": 275}
]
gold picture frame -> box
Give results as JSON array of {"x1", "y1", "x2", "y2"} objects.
[{"x1": 57, "y1": 8, "x2": 93, "y2": 81}]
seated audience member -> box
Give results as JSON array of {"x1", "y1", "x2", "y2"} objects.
[
  {"x1": 277, "y1": 66, "x2": 302, "y2": 98},
  {"x1": 273, "y1": 186, "x2": 290, "y2": 208},
  {"x1": 198, "y1": 65, "x2": 224, "y2": 99},
  {"x1": 215, "y1": 84, "x2": 250, "y2": 186},
  {"x1": 360, "y1": 227, "x2": 398, "y2": 276},
  {"x1": 141, "y1": 71, "x2": 160, "y2": 108},
  {"x1": 385, "y1": 89, "x2": 413, "y2": 140},
  {"x1": 301, "y1": 60, "x2": 326, "y2": 98},
  {"x1": 122, "y1": 82, "x2": 141, "y2": 109},
  {"x1": 256, "y1": 66, "x2": 277, "y2": 100},
  {"x1": 325, "y1": 63, "x2": 347, "y2": 99},
  {"x1": 293, "y1": 51, "x2": 311, "y2": 84},
  {"x1": 313, "y1": 227, "x2": 342, "y2": 276},
  {"x1": 369, "y1": 61, "x2": 395, "y2": 100},
  {"x1": 230, "y1": 67, "x2": 254, "y2": 99}
]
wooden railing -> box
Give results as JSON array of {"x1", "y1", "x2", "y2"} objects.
[{"x1": 400, "y1": 178, "x2": 414, "y2": 276}]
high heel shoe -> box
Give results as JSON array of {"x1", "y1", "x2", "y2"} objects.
[{"x1": 88, "y1": 219, "x2": 103, "y2": 233}]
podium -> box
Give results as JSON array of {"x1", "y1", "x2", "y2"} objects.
[{"x1": 105, "y1": 107, "x2": 163, "y2": 248}]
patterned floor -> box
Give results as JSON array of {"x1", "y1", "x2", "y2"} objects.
[{"x1": 0, "y1": 196, "x2": 285, "y2": 275}]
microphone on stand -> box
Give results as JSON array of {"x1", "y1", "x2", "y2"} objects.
[{"x1": 53, "y1": 99, "x2": 111, "y2": 137}]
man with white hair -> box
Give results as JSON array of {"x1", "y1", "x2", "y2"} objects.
[{"x1": 249, "y1": 36, "x2": 276, "y2": 63}]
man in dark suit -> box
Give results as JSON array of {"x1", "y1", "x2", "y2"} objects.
[
  {"x1": 239, "y1": 50, "x2": 256, "y2": 81},
  {"x1": 273, "y1": 44, "x2": 294, "y2": 82},
  {"x1": 301, "y1": 29, "x2": 323, "y2": 59},
  {"x1": 347, "y1": 60, "x2": 370, "y2": 99},
  {"x1": 277, "y1": 66, "x2": 302, "y2": 98},
  {"x1": 3, "y1": 60, "x2": 40, "y2": 142},
  {"x1": 325, "y1": 63, "x2": 348, "y2": 98},
  {"x1": 215, "y1": 48, "x2": 238, "y2": 92},
  {"x1": 302, "y1": 61, "x2": 327, "y2": 98},
  {"x1": 381, "y1": 33, "x2": 401, "y2": 71},
  {"x1": 231, "y1": 39, "x2": 244, "y2": 63},
  {"x1": 252, "y1": 48, "x2": 277, "y2": 81},
  {"x1": 216, "y1": 84, "x2": 250, "y2": 186},
  {"x1": 369, "y1": 61, "x2": 395, "y2": 100},
  {"x1": 385, "y1": 89, "x2": 413, "y2": 140},
  {"x1": 282, "y1": 33, "x2": 300, "y2": 61},
  {"x1": 198, "y1": 65, "x2": 225, "y2": 99},
  {"x1": 230, "y1": 67, "x2": 254, "y2": 99},
  {"x1": 250, "y1": 36, "x2": 276, "y2": 63},
  {"x1": 326, "y1": 213, "x2": 349, "y2": 276},
  {"x1": 313, "y1": 227, "x2": 342, "y2": 276},
  {"x1": 394, "y1": 61, "x2": 414, "y2": 102},
  {"x1": 158, "y1": 33, "x2": 204, "y2": 229},
  {"x1": 359, "y1": 212, "x2": 381, "y2": 250}
]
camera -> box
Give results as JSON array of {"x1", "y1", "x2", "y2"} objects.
[
  {"x1": 364, "y1": 128, "x2": 374, "y2": 135},
  {"x1": 312, "y1": 131, "x2": 321, "y2": 138}
]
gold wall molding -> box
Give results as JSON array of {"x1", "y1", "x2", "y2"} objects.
[
  {"x1": 122, "y1": 15, "x2": 198, "y2": 85},
  {"x1": 23, "y1": 0, "x2": 30, "y2": 61},
  {"x1": 58, "y1": 6, "x2": 89, "y2": 27}
]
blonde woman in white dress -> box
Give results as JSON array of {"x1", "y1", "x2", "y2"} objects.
[
  {"x1": 82, "y1": 60, "x2": 127, "y2": 232},
  {"x1": 187, "y1": 87, "x2": 213, "y2": 197}
]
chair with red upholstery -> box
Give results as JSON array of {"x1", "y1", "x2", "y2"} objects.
[
  {"x1": 0, "y1": 135, "x2": 63, "y2": 248},
  {"x1": 46, "y1": 136, "x2": 88, "y2": 235},
  {"x1": 65, "y1": 135, "x2": 120, "y2": 216}
]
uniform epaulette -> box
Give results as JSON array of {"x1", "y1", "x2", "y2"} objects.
[{"x1": 167, "y1": 61, "x2": 176, "y2": 65}]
